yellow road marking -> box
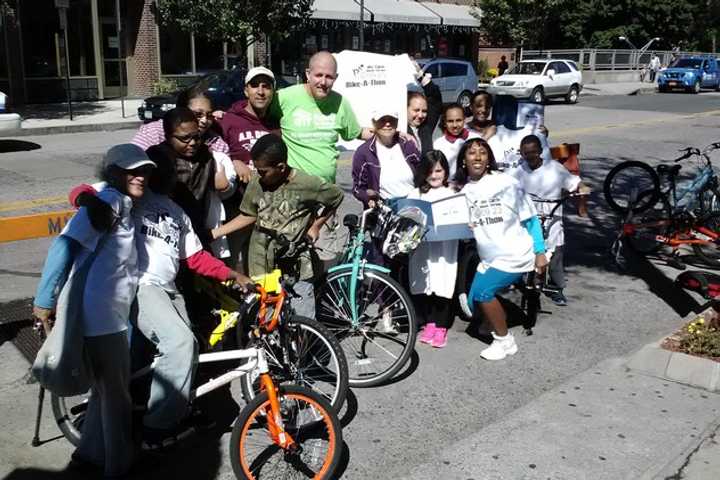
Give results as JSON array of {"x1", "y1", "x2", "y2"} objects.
[
  {"x1": 0, "y1": 195, "x2": 67, "y2": 213},
  {"x1": 0, "y1": 210, "x2": 75, "y2": 243}
]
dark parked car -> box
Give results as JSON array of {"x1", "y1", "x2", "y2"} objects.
[{"x1": 137, "y1": 68, "x2": 290, "y2": 122}]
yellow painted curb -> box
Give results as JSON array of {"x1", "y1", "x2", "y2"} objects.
[
  {"x1": 0, "y1": 210, "x2": 75, "y2": 243},
  {"x1": 0, "y1": 195, "x2": 67, "y2": 213}
]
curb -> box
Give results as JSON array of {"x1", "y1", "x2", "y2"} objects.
[
  {"x1": 0, "y1": 120, "x2": 141, "y2": 138},
  {"x1": 626, "y1": 339, "x2": 720, "y2": 392}
]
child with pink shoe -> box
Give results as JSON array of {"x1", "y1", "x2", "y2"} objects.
[{"x1": 407, "y1": 150, "x2": 459, "y2": 348}]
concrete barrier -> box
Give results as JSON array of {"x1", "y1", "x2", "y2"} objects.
[
  {"x1": 0, "y1": 210, "x2": 75, "y2": 243},
  {"x1": 582, "y1": 70, "x2": 642, "y2": 84}
]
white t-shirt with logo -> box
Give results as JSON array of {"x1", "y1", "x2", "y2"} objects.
[
  {"x1": 433, "y1": 131, "x2": 481, "y2": 180},
  {"x1": 377, "y1": 142, "x2": 415, "y2": 200},
  {"x1": 510, "y1": 159, "x2": 581, "y2": 250},
  {"x1": 62, "y1": 188, "x2": 138, "y2": 337},
  {"x1": 461, "y1": 172, "x2": 538, "y2": 273},
  {"x1": 134, "y1": 191, "x2": 203, "y2": 291},
  {"x1": 487, "y1": 125, "x2": 551, "y2": 172}
]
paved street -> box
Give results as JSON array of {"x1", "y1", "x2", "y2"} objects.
[{"x1": 2, "y1": 92, "x2": 720, "y2": 479}]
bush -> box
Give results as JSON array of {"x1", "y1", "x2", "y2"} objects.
[
  {"x1": 477, "y1": 58, "x2": 489, "y2": 78},
  {"x1": 679, "y1": 315, "x2": 720, "y2": 358},
  {"x1": 152, "y1": 78, "x2": 179, "y2": 96}
]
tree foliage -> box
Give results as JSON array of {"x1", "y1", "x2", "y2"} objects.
[
  {"x1": 156, "y1": 0, "x2": 314, "y2": 43},
  {"x1": 472, "y1": 0, "x2": 719, "y2": 51}
]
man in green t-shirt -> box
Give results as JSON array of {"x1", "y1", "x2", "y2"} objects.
[
  {"x1": 210, "y1": 134, "x2": 343, "y2": 318},
  {"x1": 272, "y1": 51, "x2": 373, "y2": 184}
]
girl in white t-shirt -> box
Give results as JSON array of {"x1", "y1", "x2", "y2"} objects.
[
  {"x1": 408, "y1": 150, "x2": 459, "y2": 348},
  {"x1": 456, "y1": 138, "x2": 548, "y2": 361},
  {"x1": 432, "y1": 103, "x2": 479, "y2": 182}
]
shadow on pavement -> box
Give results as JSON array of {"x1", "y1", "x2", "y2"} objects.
[
  {"x1": 14, "y1": 103, "x2": 109, "y2": 121},
  {"x1": 0, "y1": 140, "x2": 41, "y2": 153}
]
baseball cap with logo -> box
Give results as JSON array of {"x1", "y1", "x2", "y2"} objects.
[
  {"x1": 104, "y1": 144, "x2": 156, "y2": 170},
  {"x1": 245, "y1": 66, "x2": 275, "y2": 85},
  {"x1": 372, "y1": 109, "x2": 399, "y2": 122}
]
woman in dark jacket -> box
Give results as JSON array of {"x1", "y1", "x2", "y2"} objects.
[
  {"x1": 352, "y1": 110, "x2": 421, "y2": 208},
  {"x1": 406, "y1": 68, "x2": 442, "y2": 156}
]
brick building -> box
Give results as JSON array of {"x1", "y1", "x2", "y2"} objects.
[{"x1": 0, "y1": 0, "x2": 481, "y2": 105}]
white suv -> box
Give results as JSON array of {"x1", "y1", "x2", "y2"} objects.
[{"x1": 487, "y1": 59, "x2": 583, "y2": 104}]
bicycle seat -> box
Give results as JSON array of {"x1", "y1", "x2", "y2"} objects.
[{"x1": 657, "y1": 164, "x2": 681, "y2": 176}]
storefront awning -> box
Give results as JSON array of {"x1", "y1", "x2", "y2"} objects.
[
  {"x1": 362, "y1": 0, "x2": 441, "y2": 25},
  {"x1": 312, "y1": 0, "x2": 370, "y2": 21},
  {"x1": 312, "y1": 0, "x2": 442, "y2": 25},
  {"x1": 419, "y1": 2, "x2": 481, "y2": 27}
]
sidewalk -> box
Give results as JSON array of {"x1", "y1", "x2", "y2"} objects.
[
  {"x1": 400, "y1": 338, "x2": 720, "y2": 480},
  {"x1": 0, "y1": 99, "x2": 142, "y2": 137},
  {"x1": 582, "y1": 81, "x2": 657, "y2": 96},
  {"x1": 0, "y1": 81, "x2": 660, "y2": 138}
]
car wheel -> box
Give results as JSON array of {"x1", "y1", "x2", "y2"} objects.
[
  {"x1": 692, "y1": 81, "x2": 701, "y2": 94},
  {"x1": 565, "y1": 84, "x2": 579, "y2": 104},
  {"x1": 531, "y1": 87, "x2": 545, "y2": 104},
  {"x1": 658, "y1": 85, "x2": 668, "y2": 93},
  {"x1": 715, "y1": 82, "x2": 720, "y2": 92}
]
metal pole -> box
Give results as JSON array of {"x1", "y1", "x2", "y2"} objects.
[
  {"x1": 359, "y1": 0, "x2": 364, "y2": 50},
  {"x1": 62, "y1": 19, "x2": 73, "y2": 120},
  {"x1": 115, "y1": 0, "x2": 124, "y2": 118}
]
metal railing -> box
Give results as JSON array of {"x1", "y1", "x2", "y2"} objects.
[{"x1": 520, "y1": 48, "x2": 715, "y2": 71}]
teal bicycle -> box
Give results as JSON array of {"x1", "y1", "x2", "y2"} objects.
[{"x1": 314, "y1": 202, "x2": 422, "y2": 387}]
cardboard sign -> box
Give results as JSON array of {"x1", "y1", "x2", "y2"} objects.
[{"x1": 395, "y1": 193, "x2": 474, "y2": 242}]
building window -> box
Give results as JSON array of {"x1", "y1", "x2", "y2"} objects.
[
  {"x1": 159, "y1": 24, "x2": 192, "y2": 74},
  {"x1": 67, "y1": 0, "x2": 95, "y2": 76},
  {"x1": 21, "y1": 0, "x2": 61, "y2": 77},
  {"x1": 194, "y1": 36, "x2": 224, "y2": 73}
]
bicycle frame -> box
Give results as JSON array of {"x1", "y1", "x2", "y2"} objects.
[
  {"x1": 329, "y1": 206, "x2": 391, "y2": 326},
  {"x1": 666, "y1": 163, "x2": 715, "y2": 213}
]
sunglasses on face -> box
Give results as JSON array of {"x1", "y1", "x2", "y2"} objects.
[{"x1": 173, "y1": 132, "x2": 201, "y2": 144}]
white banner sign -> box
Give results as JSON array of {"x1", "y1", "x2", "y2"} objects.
[{"x1": 333, "y1": 50, "x2": 417, "y2": 142}]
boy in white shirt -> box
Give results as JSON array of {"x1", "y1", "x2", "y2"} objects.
[{"x1": 511, "y1": 134, "x2": 588, "y2": 306}]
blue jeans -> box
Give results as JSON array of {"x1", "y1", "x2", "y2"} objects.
[{"x1": 131, "y1": 284, "x2": 197, "y2": 430}]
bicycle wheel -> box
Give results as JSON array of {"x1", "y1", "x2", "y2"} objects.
[
  {"x1": 604, "y1": 161, "x2": 660, "y2": 214},
  {"x1": 315, "y1": 268, "x2": 417, "y2": 387},
  {"x1": 625, "y1": 202, "x2": 672, "y2": 254},
  {"x1": 456, "y1": 245, "x2": 480, "y2": 320},
  {"x1": 692, "y1": 213, "x2": 720, "y2": 267},
  {"x1": 238, "y1": 315, "x2": 349, "y2": 413},
  {"x1": 230, "y1": 384, "x2": 342, "y2": 480},
  {"x1": 698, "y1": 185, "x2": 720, "y2": 216},
  {"x1": 51, "y1": 391, "x2": 90, "y2": 447}
]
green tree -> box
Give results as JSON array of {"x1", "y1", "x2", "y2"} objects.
[
  {"x1": 155, "y1": 0, "x2": 313, "y2": 44},
  {"x1": 472, "y1": 0, "x2": 711, "y2": 51}
]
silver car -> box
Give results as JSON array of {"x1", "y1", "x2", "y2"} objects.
[
  {"x1": 418, "y1": 58, "x2": 478, "y2": 108},
  {"x1": 487, "y1": 59, "x2": 583, "y2": 104}
]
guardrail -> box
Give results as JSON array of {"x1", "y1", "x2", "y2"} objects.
[{"x1": 521, "y1": 48, "x2": 715, "y2": 71}]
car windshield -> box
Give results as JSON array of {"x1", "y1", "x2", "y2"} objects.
[
  {"x1": 196, "y1": 71, "x2": 230, "y2": 90},
  {"x1": 509, "y1": 62, "x2": 546, "y2": 75},
  {"x1": 670, "y1": 58, "x2": 704, "y2": 69}
]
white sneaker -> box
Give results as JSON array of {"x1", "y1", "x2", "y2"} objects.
[
  {"x1": 480, "y1": 332, "x2": 518, "y2": 360},
  {"x1": 378, "y1": 308, "x2": 398, "y2": 334}
]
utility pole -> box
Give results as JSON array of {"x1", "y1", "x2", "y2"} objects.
[
  {"x1": 115, "y1": 0, "x2": 124, "y2": 118},
  {"x1": 55, "y1": 0, "x2": 73, "y2": 120},
  {"x1": 359, "y1": 0, "x2": 364, "y2": 50}
]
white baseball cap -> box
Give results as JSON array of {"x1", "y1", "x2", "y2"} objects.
[
  {"x1": 104, "y1": 144, "x2": 156, "y2": 170},
  {"x1": 245, "y1": 66, "x2": 275, "y2": 85},
  {"x1": 372, "y1": 109, "x2": 399, "y2": 122}
]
